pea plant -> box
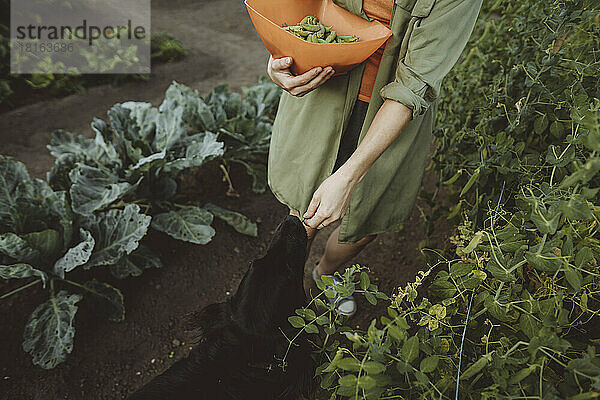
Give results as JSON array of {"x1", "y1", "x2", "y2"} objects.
[{"x1": 287, "y1": 0, "x2": 600, "y2": 398}]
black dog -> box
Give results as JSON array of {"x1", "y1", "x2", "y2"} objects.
[{"x1": 128, "y1": 215, "x2": 314, "y2": 400}]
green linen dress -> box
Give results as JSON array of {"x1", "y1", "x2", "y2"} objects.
[{"x1": 268, "y1": 0, "x2": 483, "y2": 243}]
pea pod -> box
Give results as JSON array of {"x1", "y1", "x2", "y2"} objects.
[
  {"x1": 442, "y1": 169, "x2": 463, "y2": 185},
  {"x1": 316, "y1": 26, "x2": 326, "y2": 38},
  {"x1": 337, "y1": 35, "x2": 359, "y2": 43},
  {"x1": 460, "y1": 166, "x2": 481, "y2": 197},
  {"x1": 301, "y1": 23, "x2": 322, "y2": 32},
  {"x1": 281, "y1": 15, "x2": 359, "y2": 44},
  {"x1": 508, "y1": 365, "x2": 536, "y2": 385},
  {"x1": 324, "y1": 30, "x2": 337, "y2": 43},
  {"x1": 460, "y1": 353, "x2": 490, "y2": 380}
]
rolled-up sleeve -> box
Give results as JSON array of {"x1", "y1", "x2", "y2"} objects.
[{"x1": 380, "y1": 0, "x2": 483, "y2": 116}]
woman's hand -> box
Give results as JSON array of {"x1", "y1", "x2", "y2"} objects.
[
  {"x1": 302, "y1": 168, "x2": 358, "y2": 230},
  {"x1": 267, "y1": 55, "x2": 334, "y2": 97}
]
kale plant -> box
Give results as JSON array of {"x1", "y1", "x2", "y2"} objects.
[{"x1": 1, "y1": 155, "x2": 155, "y2": 369}]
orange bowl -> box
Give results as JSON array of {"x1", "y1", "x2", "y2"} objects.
[{"x1": 245, "y1": 0, "x2": 392, "y2": 75}]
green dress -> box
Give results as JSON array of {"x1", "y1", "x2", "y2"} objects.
[{"x1": 268, "y1": 0, "x2": 482, "y2": 243}]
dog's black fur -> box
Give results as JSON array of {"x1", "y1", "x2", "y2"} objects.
[{"x1": 128, "y1": 215, "x2": 314, "y2": 400}]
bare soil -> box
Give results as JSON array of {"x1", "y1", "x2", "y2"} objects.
[{"x1": 0, "y1": 0, "x2": 453, "y2": 398}]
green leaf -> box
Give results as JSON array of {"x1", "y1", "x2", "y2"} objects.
[
  {"x1": 204, "y1": 203, "x2": 257, "y2": 237},
  {"x1": 525, "y1": 251, "x2": 561, "y2": 272},
  {"x1": 357, "y1": 375, "x2": 376, "y2": 390},
  {"x1": 0, "y1": 263, "x2": 47, "y2": 284},
  {"x1": 559, "y1": 158, "x2": 600, "y2": 189},
  {"x1": 365, "y1": 292, "x2": 377, "y2": 305},
  {"x1": 0, "y1": 232, "x2": 40, "y2": 262},
  {"x1": 82, "y1": 204, "x2": 151, "y2": 268},
  {"x1": 161, "y1": 81, "x2": 216, "y2": 132},
  {"x1": 530, "y1": 206, "x2": 560, "y2": 235},
  {"x1": 575, "y1": 247, "x2": 594, "y2": 269},
  {"x1": 22, "y1": 229, "x2": 63, "y2": 261},
  {"x1": 429, "y1": 278, "x2": 456, "y2": 298},
  {"x1": 151, "y1": 206, "x2": 215, "y2": 244},
  {"x1": 34, "y1": 183, "x2": 73, "y2": 251},
  {"x1": 420, "y1": 355, "x2": 439, "y2": 373},
  {"x1": 486, "y1": 258, "x2": 516, "y2": 282},
  {"x1": 288, "y1": 315, "x2": 305, "y2": 328},
  {"x1": 69, "y1": 164, "x2": 135, "y2": 216},
  {"x1": 109, "y1": 244, "x2": 163, "y2": 279},
  {"x1": 567, "y1": 358, "x2": 600, "y2": 376},
  {"x1": 402, "y1": 335, "x2": 419, "y2": 363},
  {"x1": 304, "y1": 323, "x2": 319, "y2": 334},
  {"x1": 320, "y1": 372, "x2": 336, "y2": 389},
  {"x1": 564, "y1": 267, "x2": 583, "y2": 292},
  {"x1": 363, "y1": 361, "x2": 386, "y2": 375},
  {"x1": 337, "y1": 357, "x2": 361, "y2": 371},
  {"x1": 484, "y1": 295, "x2": 510, "y2": 322},
  {"x1": 549, "y1": 121, "x2": 564, "y2": 138},
  {"x1": 534, "y1": 114, "x2": 548, "y2": 134},
  {"x1": 450, "y1": 262, "x2": 475, "y2": 278},
  {"x1": 47, "y1": 129, "x2": 120, "y2": 170},
  {"x1": 22, "y1": 290, "x2": 81, "y2": 369},
  {"x1": 119, "y1": 102, "x2": 159, "y2": 144},
  {"x1": 152, "y1": 97, "x2": 187, "y2": 152},
  {"x1": 338, "y1": 374, "x2": 357, "y2": 387},
  {"x1": 82, "y1": 279, "x2": 125, "y2": 322},
  {"x1": 163, "y1": 133, "x2": 224, "y2": 171},
  {"x1": 359, "y1": 271, "x2": 370, "y2": 290},
  {"x1": 53, "y1": 229, "x2": 95, "y2": 279},
  {"x1": 0, "y1": 156, "x2": 33, "y2": 230},
  {"x1": 519, "y1": 313, "x2": 540, "y2": 338}
]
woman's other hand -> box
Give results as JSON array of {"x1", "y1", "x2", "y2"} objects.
[
  {"x1": 267, "y1": 55, "x2": 334, "y2": 97},
  {"x1": 302, "y1": 168, "x2": 358, "y2": 230}
]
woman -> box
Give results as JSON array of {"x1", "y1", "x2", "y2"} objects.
[{"x1": 267, "y1": 0, "x2": 482, "y2": 316}]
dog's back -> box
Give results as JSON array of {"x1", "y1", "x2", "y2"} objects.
[{"x1": 128, "y1": 216, "x2": 313, "y2": 400}]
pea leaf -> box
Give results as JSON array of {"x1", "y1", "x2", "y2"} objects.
[
  {"x1": 402, "y1": 336, "x2": 419, "y2": 363},
  {"x1": 420, "y1": 355, "x2": 439, "y2": 373}
]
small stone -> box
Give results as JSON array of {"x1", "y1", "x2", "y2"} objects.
[
  {"x1": 225, "y1": 291, "x2": 231, "y2": 296},
  {"x1": 136, "y1": 371, "x2": 141, "y2": 376},
  {"x1": 256, "y1": 217, "x2": 262, "y2": 223},
  {"x1": 151, "y1": 358, "x2": 156, "y2": 364},
  {"x1": 172, "y1": 339, "x2": 181, "y2": 346},
  {"x1": 3, "y1": 376, "x2": 9, "y2": 380}
]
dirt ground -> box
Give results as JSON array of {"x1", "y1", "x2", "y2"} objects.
[{"x1": 0, "y1": 0, "x2": 452, "y2": 398}]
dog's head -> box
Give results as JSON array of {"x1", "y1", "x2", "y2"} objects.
[{"x1": 230, "y1": 215, "x2": 308, "y2": 334}]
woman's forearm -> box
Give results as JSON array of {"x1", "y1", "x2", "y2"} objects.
[{"x1": 337, "y1": 99, "x2": 413, "y2": 184}]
